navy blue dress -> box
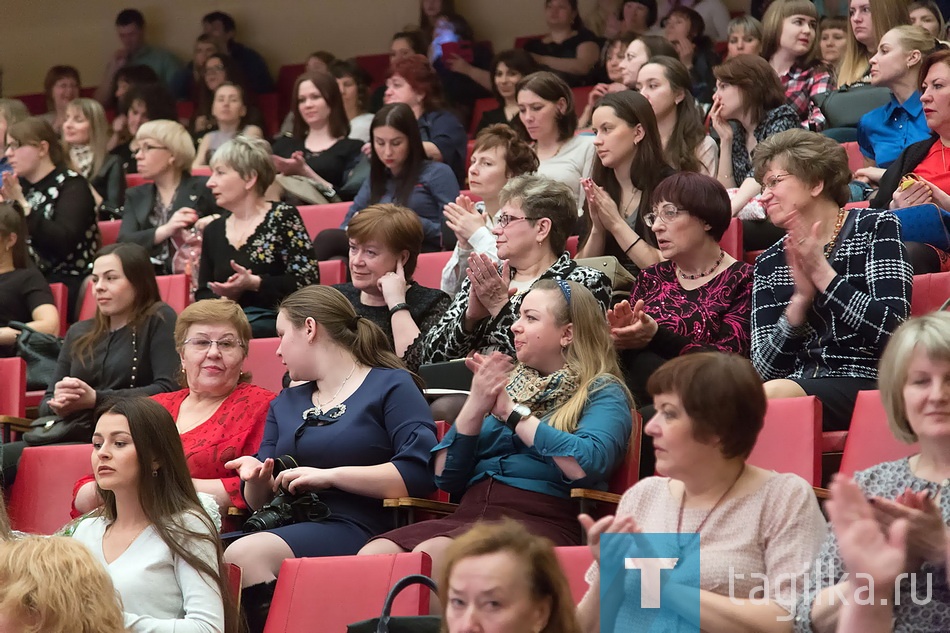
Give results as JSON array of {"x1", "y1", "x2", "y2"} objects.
[{"x1": 248, "y1": 367, "x2": 438, "y2": 557}]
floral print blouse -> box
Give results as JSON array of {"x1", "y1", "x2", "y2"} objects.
[
  {"x1": 23, "y1": 167, "x2": 99, "y2": 277},
  {"x1": 195, "y1": 201, "x2": 320, "y2": 309}
]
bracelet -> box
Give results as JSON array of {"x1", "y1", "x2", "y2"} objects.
[
  {"x1": 389, "y1": 303, "x2": 409, "y2": 317},
  {"x1": 624, "y1": 236, "x2": 642, "y2": 253}
]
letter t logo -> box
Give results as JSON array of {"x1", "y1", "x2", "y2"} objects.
[{"x1": 625, "y1": 558, "x2": 679, "y2": 608}]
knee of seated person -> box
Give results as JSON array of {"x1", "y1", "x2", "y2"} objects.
[
  {"x1": 763, "y1": 379, "x2": 806, "y2": 399},
  {"x1": 358, "y1": 538, "x2": 405, "y2": 556}
]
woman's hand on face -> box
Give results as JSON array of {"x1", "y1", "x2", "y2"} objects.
[
  {"x1": 444, "y1": 195, "x2": 486, "y2": 245},
  {"x1": 378, "y1": 260, "x2": 409, "y2": 308},
  {"x1": 225, "y1": 455, "x2": 274, "y2": 484},
  {"x1": 274, "y1": 466, "x2": 334, "y2": 495},
  {"x1": 579, "y1": 513, "x2": 640, "y2": 565},
  {"x1": 467, "y1": 253, "x2": 513, "y2": 318},
  {"x1": 709, "y1": 100, "x2": 732, "y2": 143},
  {"x1": 111, "y1": 114, "x2": 127, "y2": 135},
  {"x1": 465, "y1": 351, "x2": 514, "y2": 416},
  {"x1": 891, "y1": 180, "x2": 933, "y2": 209},
  {"x1": 587, "y1": 84, "x2": 611, "y2": 108},
  {"x1": 870, "y1": 489, "x2": 947, "y2": 569}
]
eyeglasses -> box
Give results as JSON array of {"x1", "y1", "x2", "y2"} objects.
[
  {"x1": 644, "y1": 204, "x2": 685, "y2": 227},
  {"x1": 182, "y1": 337, "x2": 244, "y2": 353},
  {"x1": 3, "y1": 141, "x2": 29, "y2": 152},
  {"x1": 496, "y1": 213, "x2": 533, "y2": 229},
  {"x1": 761, "y1": 172, "x2": 790, "y2": 191},
  {"x1": 204, "y1": 64, "x2": 225, "y2": 73},
  {"x1": 133, "y1": 143, "x2": 169, "y2": 156}
]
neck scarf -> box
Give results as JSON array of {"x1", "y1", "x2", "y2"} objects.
[
  {"x1": 505, "y1": 362, "x2": 579, "y2": 421},
  {"x1": 70, "y1": 145, "x2": 94, "y2": 179}
]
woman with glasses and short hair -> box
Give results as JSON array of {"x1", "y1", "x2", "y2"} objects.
[{"x1": 751, "y1": 129, "x2": 912, "y2": 432}]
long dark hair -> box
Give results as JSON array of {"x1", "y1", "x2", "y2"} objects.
[
  {"x1": 643, "y1": 56, "x2": 706, "y2": 173},
  {"x1": 72, "y1": 243, "x2": 163, "y2": 367},
  {"x1": 291, "y1": 71, "x2": 350, "y2": 139},
  {"x1": 0, "y1": 202, "x2": 30, "y2": 269},
  {"x1": 489, "y1": 49, "x2": 541, "y2": 106},
  {"x1": 590, "y1": 91, "x2": 670, "y2": 248},
  {"x1": 369, "y1": 103, "x2": 427, "y2": 206},
  {"x1": 279, "y1": 285, "x2": 424, "y2": 390},
  {"x1": 192, "y1": 53, "x2": 249, "y2": 132},
  {"x1": 93, "y1": 398, "x2": 238, "y2": 633}
]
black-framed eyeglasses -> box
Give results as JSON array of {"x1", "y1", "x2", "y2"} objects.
[
  {"x1": 496, "y1": 213, "x2": 534, "y2": 229},
  {"x1": 644, "y1": 204, "x2": 685, "y2": 228}
]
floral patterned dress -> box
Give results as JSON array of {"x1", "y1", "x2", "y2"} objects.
[{"x1": 195, "y1": 201, "x2": 319, "y2": 310}]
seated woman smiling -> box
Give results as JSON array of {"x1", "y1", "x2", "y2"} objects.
[{"x1": 577, "y1": 352, "x2": 827, "y2": 633}]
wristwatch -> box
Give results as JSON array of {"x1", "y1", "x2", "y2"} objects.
[{"x1": 505, "y1": 404, "x2": 531, "y2": 431}]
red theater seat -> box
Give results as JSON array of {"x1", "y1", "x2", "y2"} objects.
[
  {"x1": 0, "y1": 358, "x2": 28, "y2": 442},
  {"x1": 265, "y1": 553, "x2": 433, "y2": 633},
  {"x1": 719, "y1": 217, "x2": 743, "y2": 261},
  {"x1": 839, "y1": 390, "x2": 917, "y2": 477},
  {"x1": 469, "y1": 97, "x2": 497, "y2": 136},
  {"x1": 298, "y1": 203, "x2": 349, "y2": 240},
  {"x1": 414, "y1": 251, "x2": 452, "y2": 289},
  {"x1": 48, "y1": 282, "x2": 68, "y2": 335},
  {"x1": 245, "y1": 338, "x2": 284, "y2": 394},
  {"x1": 748, "y1": 396, "x2": 822, "y2": 486},
  {"x1": 98, "y1": 220, "x2": 121, "y2": 246},
  {"x1": 78, "y1": 274, "x2": 190, "y2": 321},
  {"x1": 356, "y1": 53, "x2": 394, "y2": 89},
  {"x1": 911, "y1": 271, "x2": 950, "y2": 315},
  {"x1": 318, "y1": 259, "x2": 347, "y2": 285},
  {"x1": 8, "y1": 444, "x2": 94, "y2": 534},
  {"x1": 555, "y1": 546, "x2": 594, "y2": 604},
  {"x1": 841, "y1": 141, "x2": 865, "y2": 173}
]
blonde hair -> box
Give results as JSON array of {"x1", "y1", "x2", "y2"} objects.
[
  {"x1": 838, "y1": 0, "x2": 911, "y2": 87},
  {"x1": 878, "y1": 312, "x2": 950, "y2": 444},
  {"x1": 135, "y1": 119, "x2": 196, "y2": 171},
  {"x1": 64, "y1": 98, "x2": 110, "y2": 177},
  {"x1": 209, "y1": 135, "x2": 276, "y2": 195},
  {"x1": 439, "y1": 520, "x2": 581, "y2": 633},
  {"x1": 0, "y1": 536, "x2": 126, "y2": 633},
  {"x1": 0, "y1": 99, "x2": 29, "y2": 129},
  {"x1": 526, "y1": 279, "x2": 632, "y2": 433},
  {"x1": 885, "y1": 25, "x2": 938, "y2": 67}
]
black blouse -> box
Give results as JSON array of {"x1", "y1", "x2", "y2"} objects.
[
  {"x1": 0, "y1": 267, "x2": 54, "y2": 357},
  {"x1": 271, "y1": 136, "x2": 364, "y2": 191},
  {"x1": 524, "y1": 29, "x2": 602, "y2": 86}
]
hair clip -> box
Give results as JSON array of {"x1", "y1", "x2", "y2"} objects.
[{"x1": 555, "y1": 279, "x2": 572, "y2": 306}]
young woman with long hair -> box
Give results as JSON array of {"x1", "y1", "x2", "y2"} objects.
[
  {"x1": 578, "y1": 91, "x2": 673, "y2": 274},
  {"x1": 62, "y1": 98, "x2": 126, "y2": 219},
  {"x1": 636, "y1": 56, "x2": 718, "y2": 176},
  {"x1": 193, "y1": 83, "x2": 264, "y2": 169},
  {"x1": 70, "y1": 397, "x2": 236, "y2": 633},
  {"x1": 475, "y1": 49, "x2": 541, "y2": 133},
  {"x1": 837, "y1": 0, "x2": 910, "y2": 88}
]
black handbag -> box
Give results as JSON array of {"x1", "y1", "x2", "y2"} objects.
[
  {"x1": 811, "y1": 83, "x2": 892, "y2": 129},
  {"x1": 347, "y1": 574, "x2": 441, "y2": 633},
  {"x1": 22, "y1": 411, "x2": 95, "y2": 446},
  {"x1": 9, "y1": 320, "x2": 62, "y2": 391}
]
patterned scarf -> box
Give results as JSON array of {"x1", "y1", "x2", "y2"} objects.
[
  {"x1": 69, "y1": 145, "x2": 94, "y2": 179},
  {"x1": 505, "y1": 362, "x2": 580, "y2": 421}
]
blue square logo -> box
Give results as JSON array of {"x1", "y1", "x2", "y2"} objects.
[{"x1": 600, "y1": 533, "x2": 701, "y2": 632}]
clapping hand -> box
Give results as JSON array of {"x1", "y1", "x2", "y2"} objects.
[
  {"x1": 870, "y1": 488, "x2": 947, "y2": 570},
  {"x1": 272, "y1": 151, "x2": 307, "y2": 177},
  {"x1": 579, "y1": 513, "x2": 640, "y2": 565},
  {"x1": 464, "y1": 351, "x2": 514, "y2": 418},
  {"x1": 0, "y1": 172, "x2": 24, "y2": 206},
  {"x1": 466, "y1": 253, "x2": 513, "y2": 319},
  {"x1": 582, "y1": 178, "x2": 624, "y2": 233},
  {"x1": 607, "y1": 299, "x2": 657, "y2": 350},
  {"x1": 208, "y1": 260, "x2": 259, "y2": 299},
  {"x1": 444, "y1": 194, "x2": 486, "y2": 248}
]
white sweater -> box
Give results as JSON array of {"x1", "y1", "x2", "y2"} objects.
[{"x1": 72, "y1": 513, "x2": 225, "y2": 633}]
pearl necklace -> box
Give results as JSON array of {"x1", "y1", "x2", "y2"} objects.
[{"x1": 314, "y1": 363, "x2": 358, "y2": 414}]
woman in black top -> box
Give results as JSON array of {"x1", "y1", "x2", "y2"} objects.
[
  {"x1": 336, "y1": 203, "x2": 450, "y2": 372},
  {"x1": 524, "y1": 0, "x2": 602, "y2": 87},
  {"x1": 476, "y1": 50, "x2": 541, "y2": 133},
  {"x1": 0, "y1": 201, "x2": 59, "y2": 357},
  {"x1": 271, "y1": 71, "x2": 364, "y2": 202},
  {"x1": 109, "y1": 83, "x2": 178, "y2": 175},
  {"x1": 1, "y1": 117, "x2": 98, "y2": 317},
  {"x1": 665, "y1": 6, "x2": 720, "y2": 105}
]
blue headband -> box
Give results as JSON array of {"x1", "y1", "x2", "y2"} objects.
[{"x1": 556, "y1": 279, "x2": 572, "y2": 306}]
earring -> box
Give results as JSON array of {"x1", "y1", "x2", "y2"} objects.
[{"x1": 152, "y1": 469, "x2": 159, "y2": 478}]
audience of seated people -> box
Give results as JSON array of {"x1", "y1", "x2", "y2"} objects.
[
  {"x1": 40, "y1": 65, "x2": 81, "y2": 134},
  {"x1": 514, "y1": 71, "x2": 595, "y2": 213},
  {"x1": 577, "y1": 352, "x2": 827, "y2": 633},
  {"x1": 636, "y1": 56, "x2": 718, "y2": 176},
  {"x1": 0, "y1": 201, "x2": 59, "y2": 358},
  {"x1": 441, "y1": 124, "x2": 539, "y2": 295},
  {"x1": 314, "y1": 103, "x2": 460, "y2": 259},
  {"x1": 196, "y1": 136, "x2": 319, "y2": 338},
  {"x1": 335, "y1": 203, "x2": 451, "y2": 373},
  {"x1": 223, "y1": 285, "x2": 438, "y2": 632},
  {"x1": 752, "y1": 129, "x2": 912, "y2": 431},
  {"x1": 872, "y1": 49, "x2": 950, "y2": 274},
  {"x1": 577, "y1": 91, "x2": 671, "y2": 274},
  {"x1": 10, "y1": 4, "x2": 950, "y2": 632},
  {"x1": 763, "y1": 0, "x2": 835, "y2": 132},
  {"x1": 62, "y1": 98, "x2": 126, "y2": 219},
  {"x1": 271, "y1": 71, "x2": 364, "y2": 203},
  {"x1": 2, "y1": 117, "x2": 99, "y2": 316},
  {"x1": 361, "y1": 279, "x2": 633, "y2": 583},
  {"x1": 71, "y1": 298, "x2": 273, "y2": 531},
  {"x1": 117, "y1": 119, "x2": 221, "y2": 278}
]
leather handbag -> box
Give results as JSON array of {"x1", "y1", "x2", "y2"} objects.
[
  {"x1": 9, "y1": 321, "x2": 62, "y2": 391},
  {"x1": 22, "y1": 411, "x2": 95, "y2": 446},
  {"x1": 811, "y1": 84, "x2": 892, "y2": 129},
  {"x1": 576, "y1": 255, "x2": 636, "y2": 291},
  {"x1": 347, "y1": 575, "x2": 441, "y2": 633}
]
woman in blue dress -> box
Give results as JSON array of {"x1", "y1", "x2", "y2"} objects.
[{"x1": 224, "y1": 284, "x2": 438, "y2": 633}]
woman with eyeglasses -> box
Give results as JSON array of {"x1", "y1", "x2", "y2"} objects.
[
  {"x1": 0, "y1": 117, "x2": 98, "y2": 317},
  {"x1": 609, "y1": 172, "x2": 752, "y2": 415},
  {"x1": 223, "y1": 285, "x2": 438, "y2": 632},
  {"x1": 118, "y1": 120, "x2": 221, "y2": 278},
  {"x1": 191, "y1": 53, "x2": 263, "y2": 137},
  {"x1": 71, "y1": 298, "x2": 274, "y2": 533},
  {"x1": 752, "y1": 129, "x2": 912, "y2": 432}
]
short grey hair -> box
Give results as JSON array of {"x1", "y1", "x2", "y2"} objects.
[
  {"x1": 498, "y1": 174, "x2": 576, "y2": 255},
  {"x1": 878, "y1": 312, "x2": 950, "y2": 444},
  {"x1": 209, "y1": 135, "x2": 276, "y2": 196},
  {"x1": 135, "y1": 120, "x2": 196, "y2": 171}
]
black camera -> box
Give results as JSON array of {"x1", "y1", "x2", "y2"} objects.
[{"x1": 242, "y1": 455, "x2": 331, "y2": 533}]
